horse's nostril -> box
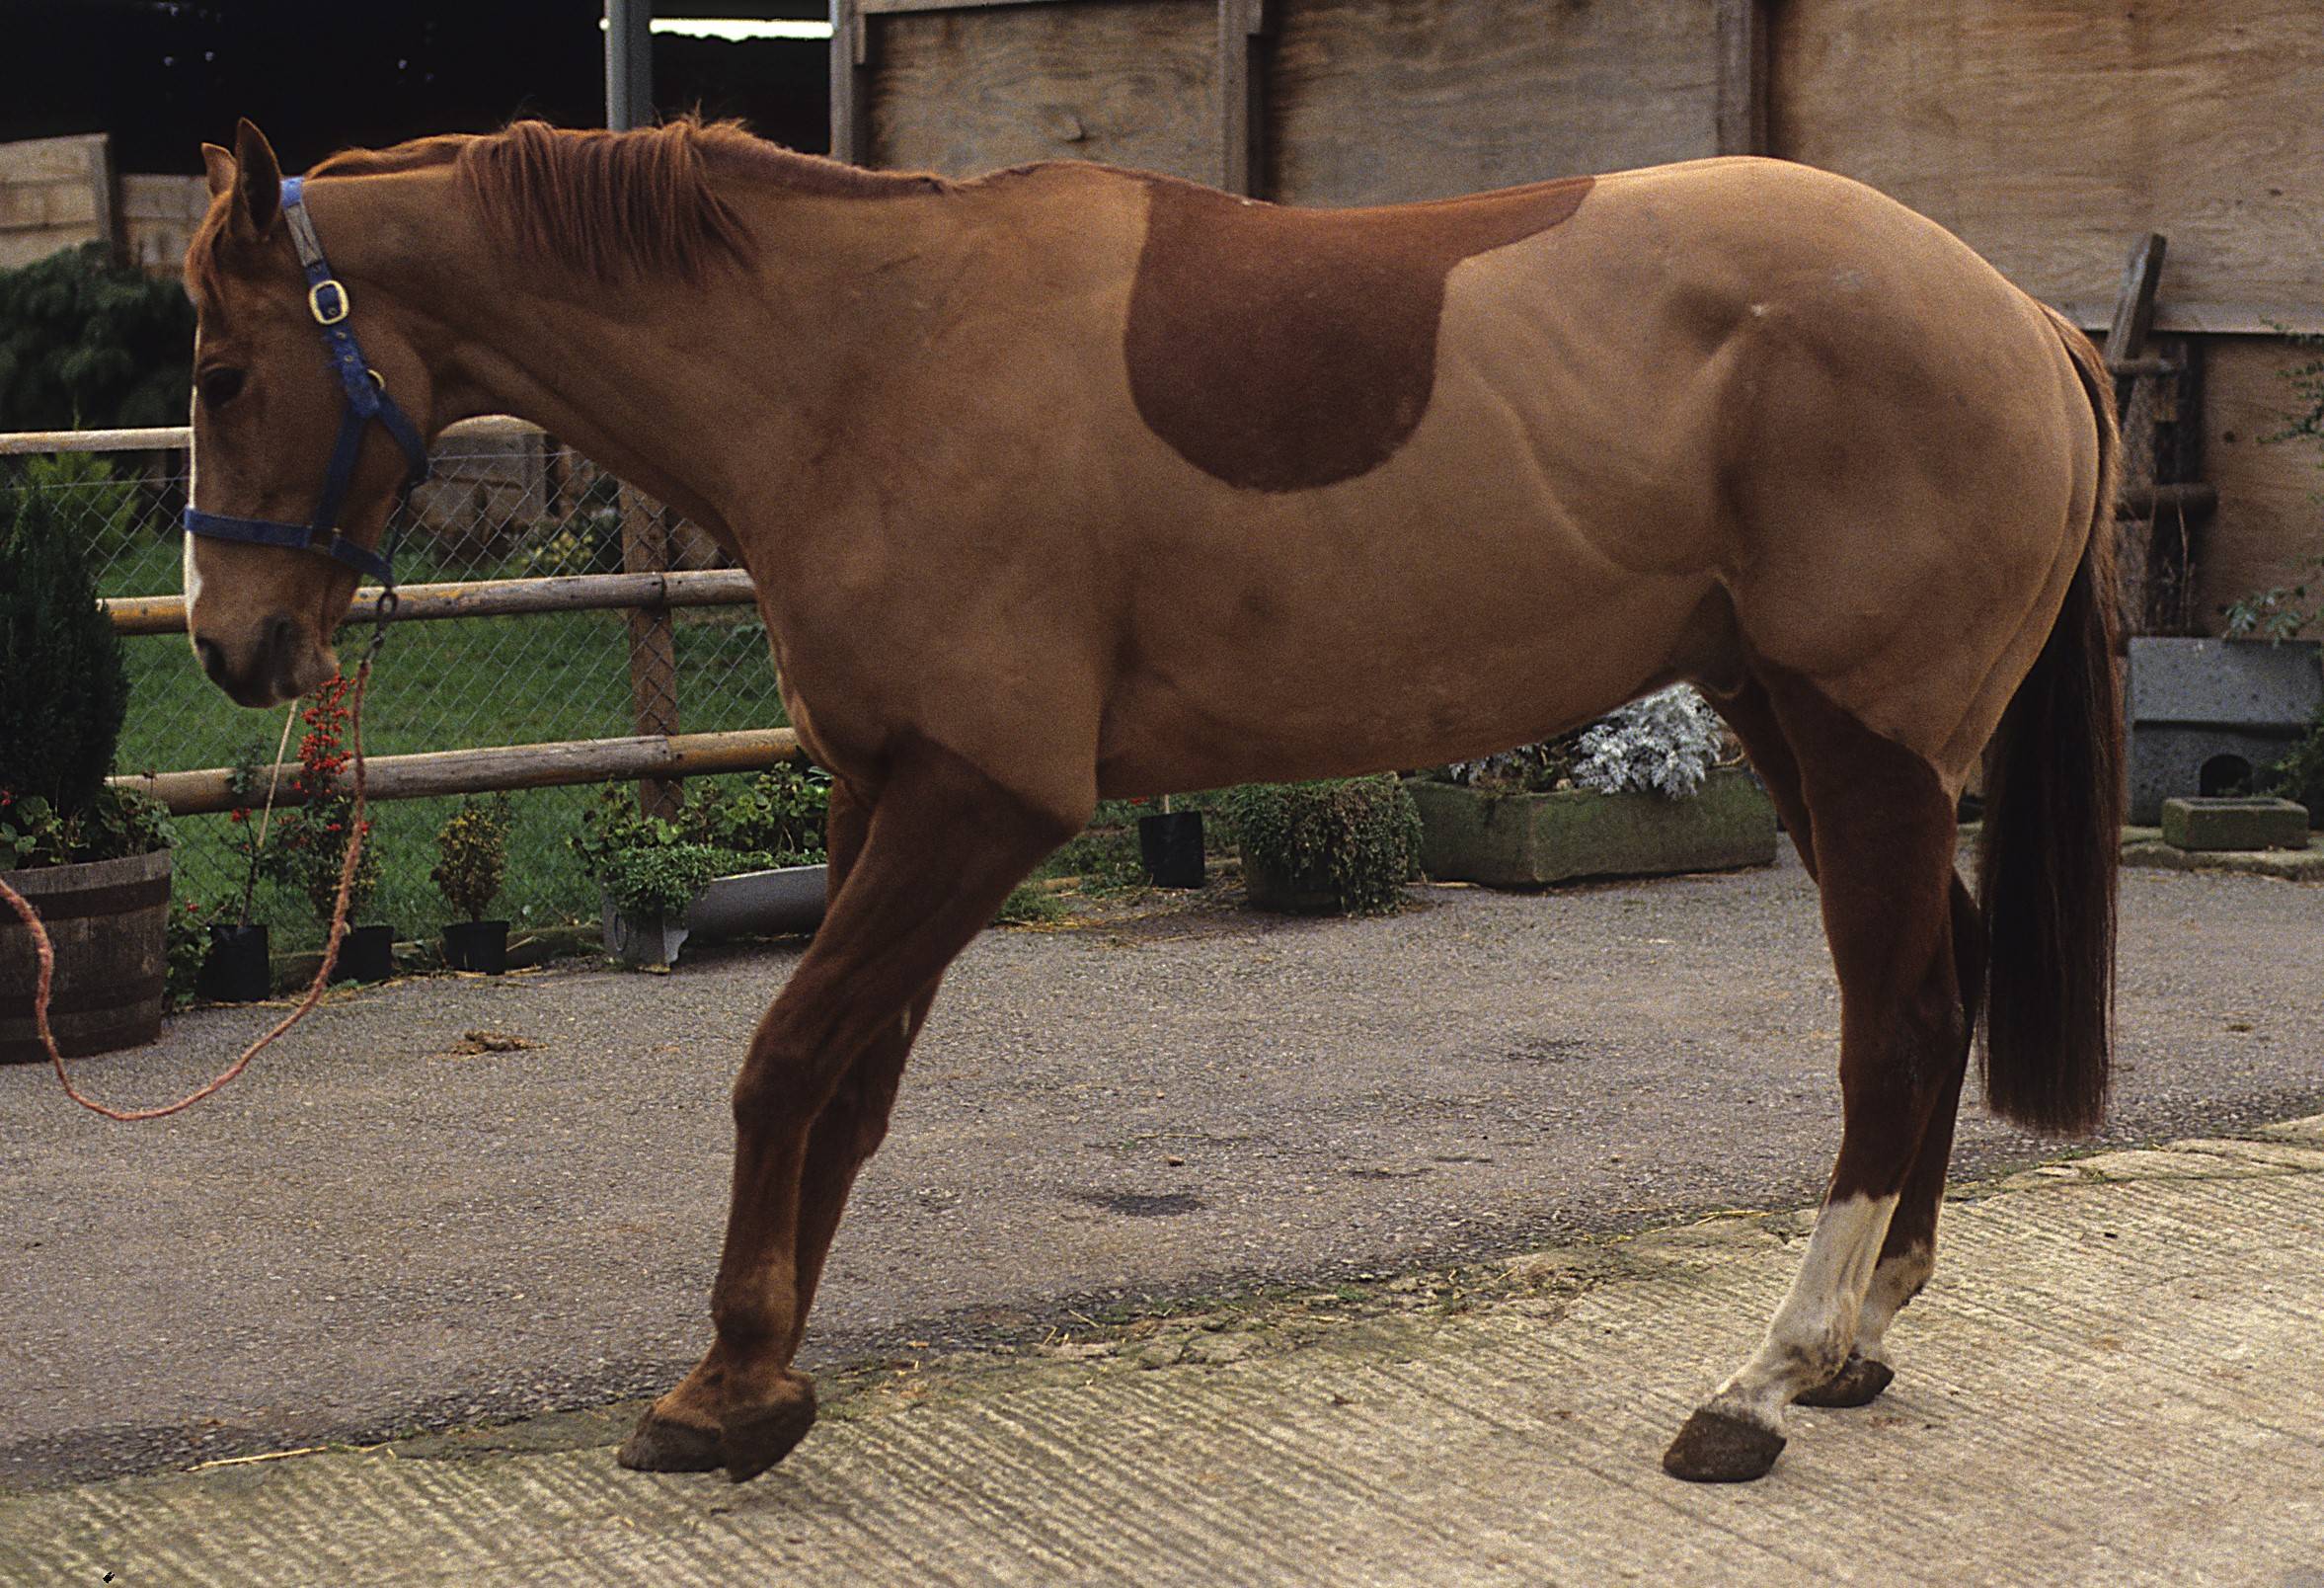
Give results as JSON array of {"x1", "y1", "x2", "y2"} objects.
[
  {"x1": 194, "y1": 637, "x2": 228, "y2": 683},
  {"x1": 264, "y1": 613, "x2": 297, "y2": 657}
]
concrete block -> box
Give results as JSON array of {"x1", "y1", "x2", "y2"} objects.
[
  {"x1": 2125, "y1": 638, "x2": 2323, "y2": 825},
  {"x1": 1410, "y1": 766, "x2": 1778, "y2": 887},
  {"x1": 2127, "y1": 637, "x2": 2324, "y2": 728},
  {"x1": 2159, "y1": 796, "x2": 2311, "y2": 852}
]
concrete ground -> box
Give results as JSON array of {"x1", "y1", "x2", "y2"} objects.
[
  {"x1": 2, "y1": 849, "x2": 2321, "y2": 1492},
  {"x1": 4, "y1": 1115, "x2": 2320, "y2": 1586}
]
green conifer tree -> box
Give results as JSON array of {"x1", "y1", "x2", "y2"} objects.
[{"x1": 0, "y1": 457, "x2": 131, "y2": 816}]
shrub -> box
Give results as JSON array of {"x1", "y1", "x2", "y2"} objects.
[
  {"x1": 573, "y1": 766, "x2": 829, "y2": 900},
  {"x1": 2266, "y1": 707, "x2": 2324, "y2": 829},
  {"x1": 1570, "y1": 685, "x2": 1727, "y2": 799},
  {"x1": 1441, "y1": 685, "x2": 1727, "y2": 800},
  {"x1": 0, "y1": 461, "x2": 162, "y2": 869},
  {"x1": 597, "y1": 842, "x2": 721, "y2": 920},
  {"x1": 432, "y1": 794, "x2": 512, "y2": 921},
  {"x1": 165, "y1": 897, "x2": 212, "y2": 1009},
  {"x1": 259, "y1": 675, "x2": 382, "y2": 923},
  {"x1": 683, "y1": 763, "x2": 829, "y2": 863},
  {"x1": 0, "y1": 242, "x2": 196, "y2": 432},
  {"x1": 1225, "y1": 775, "x2": 1422, "y2": 916},
  {"x1": 0, "y1": 459, "x2": 129, "y2": 818}
]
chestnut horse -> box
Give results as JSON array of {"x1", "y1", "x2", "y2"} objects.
[{"x1": 179, "y1": 118, "x2": 2120, "y2": 1485}]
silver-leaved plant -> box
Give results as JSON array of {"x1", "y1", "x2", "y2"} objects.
[{"x1": 1570, "y1": 684, "x2": 1725, "y2": 799}]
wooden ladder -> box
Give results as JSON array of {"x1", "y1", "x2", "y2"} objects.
[{"x1": 2103, "y1": 232, "x2": 2215, "y2": 637}]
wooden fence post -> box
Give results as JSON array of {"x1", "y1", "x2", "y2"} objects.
[{"x1": 620, "y1": 485, "x2": 683, "y2": 820}]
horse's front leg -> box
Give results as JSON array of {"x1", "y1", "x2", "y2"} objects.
[{"x1": 620, "y1": 745, "x2": 1073, "y2": 1482}]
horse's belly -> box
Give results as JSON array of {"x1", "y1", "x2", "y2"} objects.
[{"x1": 1093, "y1": 501, "x2": 1719, "y2": 795}]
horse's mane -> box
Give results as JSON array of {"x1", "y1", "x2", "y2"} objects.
[{"x1": 197, "y1": 118, "x2": 951, "y2": 295}]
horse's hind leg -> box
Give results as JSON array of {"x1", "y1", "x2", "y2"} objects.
[
  {"x1": 1794, "y1": 871, "x2": 1987, "y2": 1408},
  {"x1": 621, "y1": 748, "x2": 1070, "y2": 1482},
  {"x1": 1666, "y1": 672, "x2": 1973, "y2": 1482}
]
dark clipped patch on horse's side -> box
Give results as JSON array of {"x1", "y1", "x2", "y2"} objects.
[{"x1": 1123, "y1": 174, "x2": 1592, "y2": 493}]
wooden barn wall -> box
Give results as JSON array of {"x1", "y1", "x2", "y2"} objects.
[
  {"x1": 842, "y1": 0, "x2": 2319, "y2": 634},
  {"x1": 0, "y1": 134, "x2": 116, "y2": 271},
  {"x1": 118, "y1": 174, "x2": 211, "y2": 277},
  {"x1": 2198, "y1": 342, "x2": 2323, "y2": 640},
  {"x1": 1, "y1": 135, "x2": 206, "y2": 278},
  {"x1": 1772, "y1": 0, "x2": 2324, "y2": 335},
  {"x1": 868, "y1": 0, "x2": 1219, "y2": 180},
  {"x1": 1772, "y1": 0, "x2": 2323, "y2": 635},
  {"x1": 1266, "y1": 0, "x2": 1717, "y2": 206}
]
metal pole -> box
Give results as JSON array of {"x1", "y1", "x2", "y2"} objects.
[{"x1": 606, "y1": 0, "x2": 654, "y2": 130}]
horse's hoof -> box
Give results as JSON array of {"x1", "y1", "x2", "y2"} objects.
[
  {"x1": 721, "y1": 1371, "x2": 818, "y2": 1483},
  {"x1": 1663, "y1": 1407, "x2": 1787, "y2": 1483},
  {"x1": 617, "y1": 1408, "x2": 724, "y2": 1472},
  {"x1": 1794, "y1": 1352, "x2": 1895, "y2": 1409}
]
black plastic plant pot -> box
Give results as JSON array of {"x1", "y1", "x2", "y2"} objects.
[
  {"x1": 197, "y1": 922, "x2": 271, "y2": 1003},
  {"x1": 441, "y1": 919, "x2": 509, "y2": 975},
  {"x1": 1138, "y1": 810, "x2": 1207, "y2": 889},
  {"x1": 335, "y1": 922, "x2": 396, "y2": 985}
]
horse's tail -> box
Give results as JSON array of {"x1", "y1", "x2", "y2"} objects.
[{"x1": 1975, "y1": 303, "x2": 2123, "y2": 1135}]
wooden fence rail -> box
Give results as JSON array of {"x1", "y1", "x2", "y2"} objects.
[
  {"x1": 112, "y1": 729, "x2": 804, "y2": 817},
  {"x1": 104, "y1": 568, "x2": 759, "y2": 636},
  {"x1": 8, "y1": 419, "x2": 793, "y2": 832},
  {"x1": 0, "y1": 414, "x2": 543, "y2": 455}
]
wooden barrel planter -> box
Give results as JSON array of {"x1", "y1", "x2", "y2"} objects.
[{"x1": 0, "y1": 848, "x2": 172, "y2": 1065}]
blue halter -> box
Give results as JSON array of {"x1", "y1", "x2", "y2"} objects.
[{"x1": 183, "y1": 175, "x2": 430, "y2": 588}]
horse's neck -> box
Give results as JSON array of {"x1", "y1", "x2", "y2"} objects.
[{"x1": 354, "y1": 171, "x2": 956, "y2": 537}]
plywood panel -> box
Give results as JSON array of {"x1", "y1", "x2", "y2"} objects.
[
  {"x1": 0, "y1": 133, "x2": 112, "y2": 270},
  {"x1": 1775, "y1": 0, "x2": 2324, "y2": 333},
  {"x1": 2197, "y1": 338, "x2": 2324, "y2": 640},
  {"x1": 119, "y1": 174, "x2": 209, "y2": 277},
  {"x1": 869, "y1": 0, "x2": 1217, "y2": 180},
  {"x1": 1267, "y1": 0, "x2": 1718, "y2": 207}
]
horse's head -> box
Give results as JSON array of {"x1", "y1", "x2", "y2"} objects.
[{"x1": 183, "y1": 119, "x2": 433, "y2": 706}]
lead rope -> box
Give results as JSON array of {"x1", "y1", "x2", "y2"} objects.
[{"x1": 0, "y1": 597, "x2": 395, "y2": 1121}]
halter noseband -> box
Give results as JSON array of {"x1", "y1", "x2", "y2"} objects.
[{"x1": 183, "y1": 175, "x2": 430, "y2": 587}]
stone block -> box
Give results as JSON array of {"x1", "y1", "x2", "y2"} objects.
[
  {"x1": 2158, "y1": 796, "x2": 2311, "y2": 852},
  {"x1": 1409, "y1": 766, "x2": 1777, "y2": 887}
]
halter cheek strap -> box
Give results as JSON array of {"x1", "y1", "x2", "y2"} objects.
[{"x1": 183, "y1": 175, "x2": 430, "y2": 588}]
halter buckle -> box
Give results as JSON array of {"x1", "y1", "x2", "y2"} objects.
[{"x1": 308, "y1": 278, "x2": 350, "y2": 325}]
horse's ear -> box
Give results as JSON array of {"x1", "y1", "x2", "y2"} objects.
[
  {"x1": 230, "y1": 119, "x2": 282, "y2": 237},
  {"x1": 201, "y1": 143, "x2": 235, "y2": 199}
]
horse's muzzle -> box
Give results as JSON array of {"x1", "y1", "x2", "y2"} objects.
[{"x1": 194, "y1": 613, "x2": 313, "y2": 708}]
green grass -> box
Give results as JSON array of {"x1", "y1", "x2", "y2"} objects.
[
  {"x1": 85, "y1": 513, "x2": 1245, "y2": 954},
  {"x1": 104, "y1": 534, "x2": 789, "y2": 949}
]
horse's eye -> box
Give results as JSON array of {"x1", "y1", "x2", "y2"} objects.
[{"x1": 197, "y1": 366, "x2": 246, "y2": 409}]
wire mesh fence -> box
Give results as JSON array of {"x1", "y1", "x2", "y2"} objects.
[{"x1": 2, "y1": 430, "x2": 789, "y2": 950}]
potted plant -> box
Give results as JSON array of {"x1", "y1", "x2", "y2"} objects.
[
  {"x1": 199, "y1": 738, "x2": 288, "y2": 1002},
  {"x1": 432, "y1": 793, "x2": 512, "y2": 973},
  {"x1": 596, "y1": 841, "x2": 723, "y2": 969},
  {"x1": 261, "y1": 674, "x2": 390, "y2": 983},
  {"x1": 576, "y1": 764, "x2": 831, "y2": 968},
  {"x1": 1408, "y1": 685, "x2": 1778, "y2": 887},
  {"x1": 1224, "y1": 774, "x2": 1422, "y2": 915},
  {"x1": 1137, "y1": 796, "x2": 1205, "y2": 889},
  {"x1": 0, "y1": 458, "x2": 177, "y2": 1062}
]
